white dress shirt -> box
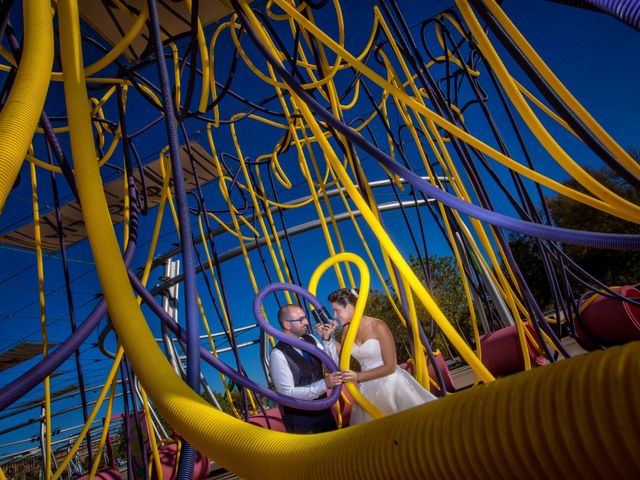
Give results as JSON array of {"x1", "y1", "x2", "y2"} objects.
[{"x1": 269, "y1": 335, "x2": 339, "y2": 401}]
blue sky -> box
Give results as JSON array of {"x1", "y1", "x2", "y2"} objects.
[{"x1": 0, "y1": 0, "x2": 639, "y2": 458}]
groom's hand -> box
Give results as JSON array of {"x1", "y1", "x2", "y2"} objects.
[{"x1": 324, "y1": 371, "x2": 343, "y2": 388}]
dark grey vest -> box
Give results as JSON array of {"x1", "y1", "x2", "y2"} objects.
[{"x1": 274, "y1": 334, "x2": 328, "y2": 416}]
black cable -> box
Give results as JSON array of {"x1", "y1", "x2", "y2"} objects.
[
  {"x1": 178, "y1": 123, "x2": 253, "y2": 421},
  {"x1": 0, "y1": 0, "x2": 14, "y2": 43},
  {"x1": 382, "y1": 0, "x2": 566, "y2": 359},
  {"x1": 468, "y1": 0, "x2": 640, "y2": 191},
  {"x1": 45, "y1": 140, "x2": 94, "y2": 468},
  {"x1": 177, "y1": 0, "x2": 200, "y2": 121}
]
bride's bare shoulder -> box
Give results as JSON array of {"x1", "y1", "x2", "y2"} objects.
[{"x1": 369, "y1": 316, "x2": 391, "y2": 333}]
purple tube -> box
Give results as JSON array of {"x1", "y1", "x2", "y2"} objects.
[
  {"x1": 147, "y1": 0, "x2": 200, "y2": 473},
  {"x1": 252, "y1": 282, "x2": 342, "y2": 368},
  {"x1": 0, "y1": 247, "x2": 134, "y2": 412},
  {"x1": 231, "y1": 0, "x2": 640, "y2": 252},
  {"x1": 128, "y1": 274, "x2": 341, "y2": 411},
  {"x1": 550, "y1": 1, "x2": 640, "y2": 31},
  {"x1": 0, "y1": 186, "x2": 140, "y2": 412}
]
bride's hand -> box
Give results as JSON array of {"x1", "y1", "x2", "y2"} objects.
[
  {"x1": 326, "y1": 319, "x2": 338, "y2": 334},
  {"x1": 341, "y1": 369, "x2": 359, "y2": 383}
]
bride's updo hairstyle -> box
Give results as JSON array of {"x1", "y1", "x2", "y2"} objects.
[{"x1": 328, "y1": 287, "x2": 359, "y2": 307}]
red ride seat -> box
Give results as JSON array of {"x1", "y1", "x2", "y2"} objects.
[
  {"x1": 150, "y1": 443, "x2": 209, "y2": 480},
  {"x1": 480, "y1": 324, "x2": 548, "y2": 376},
  {"x1": 427, "y1": 352, "x2": 456, "y2": 393},
  {"x1": 247, "y1": 406, "x2": 286, "y2": 432},
  {"x1": 401, "y1": 351, "x2": 456, "y2": 394},
  {"x1": 576, "y1": 285, "x2": 640, "y2": 351}
]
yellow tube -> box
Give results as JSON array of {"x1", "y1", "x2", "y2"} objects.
[
  {"x1": 83, "y1": 3, "x2": 148, "y2": 76},
  {"x1": 184, "y1": 0, "x2": 210, "y2": 112},
  {"x1": 30, "y1": 161, "x2": 52, "y2": 479},
  {"x1": 56, "y1": 2, "x2": 640, "y2": 479},
  {"x1": 49, "y1": 3, "x2": 149, "y2": 80},
  {"x1": 87, "y1": 378, "x2": 118, "y2": 479},
  {"x1": 270, "y1": 0, "x2": 637, "y2": 222},
  {"x1": 480, "y1": 0, "x2": 640, "y2": 178},
  {"x1": 307, "y1": 252, "x2": 384, "y2": 418},
  {"x1": 51, "y1": 348, "x2": 124, "y2": 480},
  {"x1": 140, "y1": 387, "x2": 164, "y2": 480},
  {"x1": 0, "y1": 0, "x2": 53, "y2": 211},
  {"x1": 455, "y1": 0, "x2": 640, "y2": 222}
]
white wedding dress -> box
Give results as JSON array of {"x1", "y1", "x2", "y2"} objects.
[{"x1": 349, "y1": 338, "x2": 437, "y2": 425}]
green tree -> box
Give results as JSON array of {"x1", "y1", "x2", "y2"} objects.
[
  {"x1": 508, "y1": 234, "x2": 554, "y2": 308},
  {"x1": 509, "y1": 162, "x2": 640, "y2": 308},
  {"x1": 202, "y1": 389, "x2": 245, "y2": 416},
  {"x1": 364, "y1": 254, "x2": 473, "y2": 363}
]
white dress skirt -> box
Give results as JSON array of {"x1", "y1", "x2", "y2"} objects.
[{"x1": 349, "y1": 338, "x2": 437, "y2": 425}]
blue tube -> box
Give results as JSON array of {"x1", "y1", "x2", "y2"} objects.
[
  {"x1": 252, "y1": 281, "x2": 344, "y2": 372},
  {"x1": 128, "y1": 273, "x2": 342, "y2": 411},
  {"x1": 550, "y1": 0, "x2": 640, "y2": 31},
  {"x1": 146, "y1": 0, "x2": 199, "y2": 477},
  {"x1": 0, "y1": 193, "x2": 139, "y2": 412}
]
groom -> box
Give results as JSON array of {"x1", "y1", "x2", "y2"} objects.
[{"x1": 268, "y1": 304, "x2": 342, "y2": 433}]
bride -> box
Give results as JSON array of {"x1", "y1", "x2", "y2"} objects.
[{"x1": 317, "y1": 288, "x2": 437, "y2": 425}]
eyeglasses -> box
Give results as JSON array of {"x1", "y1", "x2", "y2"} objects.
[{"x1": 285, "y1": 315, "x2": 307, "y2": 324}]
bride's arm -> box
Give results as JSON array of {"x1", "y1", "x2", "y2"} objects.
[{"x1": 352, "y1": 320, "x2": 397, "y2": 383}]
